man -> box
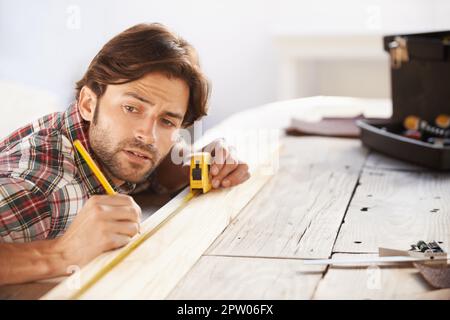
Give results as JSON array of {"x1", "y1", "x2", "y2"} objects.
[{"x1": 0, "y1": 23, "x2": 249, "y2": 285}]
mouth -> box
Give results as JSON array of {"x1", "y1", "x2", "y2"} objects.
[{"x1": 123, "y1": 149, "x2": 152, "y2": 164}]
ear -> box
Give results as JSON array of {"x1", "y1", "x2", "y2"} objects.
[{"x1": 78, "y1": 86, "x2": 98, "y2": 122}]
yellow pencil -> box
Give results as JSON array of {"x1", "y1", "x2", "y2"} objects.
[{"x1": 73, "y1": 139, "x2": 116, "y2": 195}]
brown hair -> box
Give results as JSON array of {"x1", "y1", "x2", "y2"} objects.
[{"x1": 75, "y1": 23, "x2": 210, "y2": 127}]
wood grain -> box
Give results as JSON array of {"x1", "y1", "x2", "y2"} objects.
[
  {"x1": 1, "y1": 97, "x2": 396, "y2": 299},
  {"x1": 365, "y1": 151, "x2": 425, "y2": 172},
  {"x1": 41, "y1": 168, "x2": 273, "y2": 299},
  {"x1": 168, "y1": 255, "x2": 325, "y2": 299},
  {"x1": 313, "y1": 253, "x2": 445, "y2": 299},
  {"x1": 333, "y1": 168, "x2": 450, "y2": 253},
  {"x1": 407, "y1": 288, "x2": 450, "y2": 299},
  {"x1": 207, "y1": 136, "x2": 368, "y2": 259}
]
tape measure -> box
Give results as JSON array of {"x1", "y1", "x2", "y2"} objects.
[{"x1": 69, "y1": 152, "x2": 212, "y2": 299}]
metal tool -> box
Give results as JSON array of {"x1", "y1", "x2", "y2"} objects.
[
  {"x1": 304, "y1": 240, "x2": 448, "y2": 266},
  {"x1": 389, "y1": 36, "x2": 409, "y2": 69}
]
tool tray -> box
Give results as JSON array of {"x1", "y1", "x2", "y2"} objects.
[{"x1": 357, "y1": 31, "x2": 450, "y2": 170}]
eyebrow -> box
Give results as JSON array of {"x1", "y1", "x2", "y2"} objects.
[
  {"x1": 124, "y1": 91, "x2": 153, "y2": 105},
  {"x1": 164, "y1": 111, "x2": 184, "y2": 121},
  {"x1": 125, "y1": 91, "x2": 184, "y2": 122}
]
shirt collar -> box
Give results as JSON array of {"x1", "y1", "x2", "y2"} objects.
[{"x1": 62, "y1": 102, "x2": 136, "y2": 195}]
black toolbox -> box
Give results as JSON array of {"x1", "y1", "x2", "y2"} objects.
[{"x1": 357, "y1": 31, "x2": 450, "y2": 170}]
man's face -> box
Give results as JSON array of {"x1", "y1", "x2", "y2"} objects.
[{"x1": 86, "y1": 72, "x2": 189, "y2": 185}]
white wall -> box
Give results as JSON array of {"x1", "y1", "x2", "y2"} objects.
[{"x1": 1, "y1": 0, "x2": 449, "y2": 129}]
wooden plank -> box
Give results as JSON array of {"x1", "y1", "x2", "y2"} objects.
[
  {"x1": 0, "y1": 279, "x2": 60, "y2": 300},
  {"x1": 207, "y1": 136, "x2": 368, "y2": 259},
  {"x1": 407, "y1": 289, "x2": 450, "y2": 299},
  {"x1": 333, "y1": 168, "x2": 450, "y2": 254},
  {"x1": 365, "y1": 151, "x2": 425, "y2": 172},
  {"x1": 0, "y1": 192, "x2": 178, "y2": 300},
  {"x1": 3, "y1": 97, "x2": 393, "y2": 299},
  {"x1": 313, "y1": 253, "x2": 446, "y2": 299},
  {"x1": 168, "y1": 255, "x2": 325, "y2": 299},
  {"x1": 41, "y1": 167, "x2": 273, "y2": 299}
]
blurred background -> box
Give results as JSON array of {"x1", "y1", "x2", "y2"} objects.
[{"x1": 1, "y1": 0, "x2": 449, "y2": 138}]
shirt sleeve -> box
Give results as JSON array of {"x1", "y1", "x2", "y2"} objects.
[{"x1": 0, "y1": 177, "x2": 52, "y2": 243}]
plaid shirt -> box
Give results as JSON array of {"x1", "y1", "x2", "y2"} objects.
[{"x1": 0, "y1": 103, "x2": 158, "y2": 243}]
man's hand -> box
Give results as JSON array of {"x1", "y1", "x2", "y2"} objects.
[
  {"x1": 0, "y1": 194, "x2": 142, "y2": 285},
  {"x1": 55, "y1": 194, "x2": 141, "y2": 266},
  {"x1": 204, "y1": 138, "x2": 250, "y2": 189},
  {"x1": 148, "y1": 138, "x2": 250, "y2": 194}
]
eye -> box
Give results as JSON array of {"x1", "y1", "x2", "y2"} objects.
[
  {"x1": 124, "y1": 105, "x2": 138, "y2": 113},
  {"x1": 161, "y1": 118, "x2": 175, "y2": 127}
]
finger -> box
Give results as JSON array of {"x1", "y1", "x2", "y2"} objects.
[
  {"x1": 210, "y1": 141, "x2": 229, "y2": 176},
  {"x1": 221, "y1": 165, "x2": 250, "y2": 188},
  {"x1": 100, "y1": 205, "x2": 141, "y2": 223},
  {"x1": 91, "y1": 194, "x2": 136, "y2": 207},
  {"x1": 203, "y1": 138, "x2": 226, "y2": 157},
  {"x1": 106, "y1": 234, "x2": 132, "y2": 250},
  {"x1": 211, "y1": 156, "x2": 239, "y2": 188},
  {"x1": 107, "y1": 221, "x2": 140, "y2": 238}
]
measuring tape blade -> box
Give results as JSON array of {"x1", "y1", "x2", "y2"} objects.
[{"x1": 70, "y1": 189, "x2": 200, "y2": 300}]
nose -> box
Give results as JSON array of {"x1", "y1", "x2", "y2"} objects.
[{"x1": 135, "y1": 117, "x2": 156, "y2": 145}]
